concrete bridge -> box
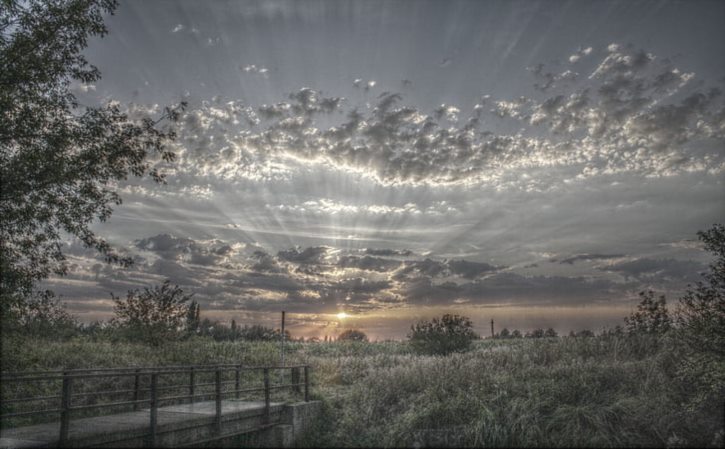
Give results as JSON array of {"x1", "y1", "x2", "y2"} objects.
[{"x1": 0, "y1": 365, "x2": 321, "y2": 448}]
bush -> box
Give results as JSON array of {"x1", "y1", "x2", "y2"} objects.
[
  {"x1": 2, "y1": 290, "x2": 77, "y2": 339},
  {"x1": 338, "y1": 329, "x2": 369, "y2": 342},
  {"x1": 111, "y1": 281, "x2": 192, "y2": 345},
  {"x1": 408, "y1": 314, "x2": 478, "y2": 355},
  {"x1": 625, "y1": 290, "x2": 671, "y2": 335}
]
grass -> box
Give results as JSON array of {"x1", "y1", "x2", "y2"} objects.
[{"x1": 1, "y1": 335, "x2": 723, "y2": 447}]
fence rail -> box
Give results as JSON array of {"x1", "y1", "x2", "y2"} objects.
[{"x1": 0, "y1": 364, "x2": 310, "y2": 446}]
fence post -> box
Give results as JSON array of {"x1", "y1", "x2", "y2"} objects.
[
  {"x1": 263, "y1": 368, "x2": 270, "y2": 424},
  {"x1": 189, "y1": 367, "x2": 195, "y2": 404},
  {"x1": 215, "y1": 368, "x2": 222, "y2": 434},
  {"x1": 133, "y1": 368, "x2": 141, "y2": 411},
  {"x1": 149, "y1": 372, "x2": 158, "y2": 447},
  {"x1": 59, "y1": 372, "x2": 72, "y2": 445},
  {"x1": 235, "y1": 364, "x2": 241, "y2": 400},
  {"x1": 292, "y1": 367, "x2": 301, "y2": 394},
  {"x1": 304, "y1": 366, "x2": 309, "y2": 402}
]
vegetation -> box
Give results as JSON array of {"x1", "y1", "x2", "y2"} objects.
[
  {"x1": 624, "y1": 290, "x2": 671, "y2": 334},
  {"x1": 408, "y1": 314, "x2": 478, "y2": 355},
  {"x1": 0, "y1": 0, "x2": 184, "y2": 318},
  {"x1": 338, "y1": 329, "x2": 369, "y2": 342},
  {"x1": 110, "y1": 281, "x2": 193, "y2": 345}
]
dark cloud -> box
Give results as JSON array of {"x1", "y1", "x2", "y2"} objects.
[
  {"x1": 135, "y1": 234, "x2": 232, "y2": 266},
  {"x1": 394, "y1": 258, "x2": 504, "y2": 280},
  {"x1": 249, "y1": 250, "x2": 283, "y2": 273},
  {"x1": 277, "y1": 246, "x2": 329, "y2": 264},
  {"x1": 602, "y1": 258, "x2": 705, "y2": 281},
  {"x1": 447, "y1": 260, "x2": 500, "y2": 279},
  {"x1": 557, "y1": 253, "x2": 626, "y2": 265},
  {"x1": 338, "y1": 255, "x2": 402, "y2": 272},
  {"x1": 365, "y1": 248, "x2": 412, "y2": 257}
]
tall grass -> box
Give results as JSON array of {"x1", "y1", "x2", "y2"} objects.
[{"x1": 2, "y1": 334, "x2": 722, "y2": 447}]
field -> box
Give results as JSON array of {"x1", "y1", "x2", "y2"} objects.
[{"x1": 2, "y1": 334, "x2": 722, "y2": 448}]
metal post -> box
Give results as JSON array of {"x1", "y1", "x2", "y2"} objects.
[
  {"x1": 280, "y1": 311, "x2": 286, "y2": 383},
  {"x1": 235, "y1": 364, "x2": 241, "y2": 399},
  {"x1": 215, "y1": 368, "x2": 222, "y2": 433},
  {"x1": 189, "y1": 367, "x2": 195, "y2": 403},
  {"x1": 263, "y1": 368, "x2": 270, "y2": 424},
  {"x1": 304, "y1": 366, "x2": 309, "y2": 402},
  {"x1": 149, "y1": 373, "x2": 158, "y2": 447},
  {"x1": 292, "y1": 367, "x2": 301, "y2": 394},
  {"x1": 132, "y1": 368, "x2": 141, "y2": 411},
  {"x1": 59, "y1": 372, "x2": 72, "y2": 445}
]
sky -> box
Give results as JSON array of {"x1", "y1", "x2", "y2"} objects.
[{"x1": 48, "y1": 0, "x2": 725, "y2": 339}]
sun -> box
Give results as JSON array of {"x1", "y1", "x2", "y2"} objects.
[{"x1": 336, "y1": 312, "x2": 348, "y2": 320}]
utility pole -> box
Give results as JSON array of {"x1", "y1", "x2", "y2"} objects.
[
  {"x1": 280, "y1": 311, "x2": 286, "y2": 383},
  {"x1": 491, "y1": 319, "x2": 495, "y2": 339}
]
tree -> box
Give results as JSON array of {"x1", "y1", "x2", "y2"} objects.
[
  {"x1": 408, "y1": 314, "x2": 478, "y2": 355},
  {"x1": 0, "y1": 0, "x2": 185, "y2": 315},
  {"x1": 674, "y1": 224, "x2": 725, "y2": 423},
  {"x1": 544, "y1": 327, "x2": 558, "y2": 338},
  {"x1": 111, "y1": 281, "x2": 192, "y2": 345},
  {"x1": 338, "y1": 329, "x2": 368, "y2": 342},
  {"x1": 676, "y1": 224, "x2": 725, "y2": 355},
  {"x1": 498, "y1": 327, "x2": 511, "y2": 339},
  {"x1": 526, "y1": 328, "x2": 545, "y2": 338},
  {"x1": 185, "y1": 300, "x2": 201, "y2": 335},
  {"x1": 511, "y1": 329, "x2": 522, "y2": 338},
  {"x1": 625, "y1": 290, "x2": 671, "y2": 335},
  {"x1": 2, "y1": 290, "x2": 78, "y2": 338}
]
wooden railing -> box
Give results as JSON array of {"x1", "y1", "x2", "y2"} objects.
[{"x1": 0, "y1": 364, "x2": 310, "y2": 446}]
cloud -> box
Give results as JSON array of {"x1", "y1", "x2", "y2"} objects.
[
  {"x1": 602, "y1": 257, "x2": 706, "y2": 282},
  {"x1": 365, "y1": 248, "x2": 412, "y2": 257},
  {"x1": 569, "y1": 46, "x2": 593, "y2": 63},
  {"x1": 49, "y1": 230, "x2": 708, "y2": 319},
  {"x1": 241, "y1": 64, "x2": 269, "y2": 78},
  {"x1": 338, "y1": 255, "x2": 402, "y2": 272},
  {"x1": 557, "y1": 253, "x2": 626, "y2": 265},
  {"x1": 277, "y1": 246, "x2": 329, "y2": 264},
  {"x1": 150, "y1": 45, "x2": 723, "y2": 191}
]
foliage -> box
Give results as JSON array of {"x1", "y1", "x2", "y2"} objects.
[
  {"x1": 526, "y1": 328, "x2": 545, "y2": 338},
  {"x1": 0, "y1": 0, "x2": 185, "y2": 314},
  {"x1": 338, "y1": 329, "x2": 368, "y2": 342},
  {"x1": 408, "y1": 314, "x2": 478, "y2": 355},
  {"x1": 1, "y1": 290, "x2": 77, "y2": 338},
  {"x1": 676, "y1": 223, "x2": 725, "y2": 356},
  {"x1": 4, "y1": 336, "x2": 722, "y2": 447},
  {"x1": 544, "y1": 327, "x2": 558, "y2": 338},
  {"x1": 185, "y1": 300, "x2": 201, "y2": 335},
  {"x1": 569, "y1": 329, "x2": 595, "y2": 338},
  {"x1": 111, "y1": 281, "x2": 192, "y2": 345},
  {"x1": 673, "y1": 224, "x2": 725, "y2": 422},
  {"x1": 625, "y1": 290, "x2": 671, "y2": 335},
  {"x1": 497, "y1": 327, "x2": 510, "y2": 338}
]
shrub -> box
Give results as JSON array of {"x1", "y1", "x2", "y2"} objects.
[
  {"x1": 408, "y1": 314, "x2": 478, "y2": 355},
  {"x1": 673, "y1": 223, "x2": 725, "y2": 426},
  {"x1": 2, "y1": 290, "x2": 77, "y2": 339},
  {"x1": 111, "y1": 280, "x2": 192, "y2": 345},
  {"x1": 625, "y1": 290, "x2": 671, "y2": 335},
  {"x1": 338, "y1": 329, "x2": 369, "y2": 342}
]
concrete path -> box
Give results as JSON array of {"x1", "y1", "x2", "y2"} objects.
[{"x1": 0, "y1": 400, "x2": 284, "y2": 449}]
